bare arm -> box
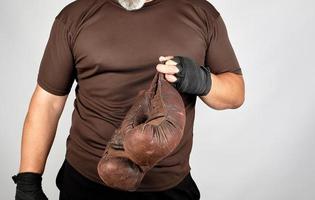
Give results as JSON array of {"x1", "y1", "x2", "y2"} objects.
[
  {"x1": 199, "y1": 72, "x2": 245, "y2": 110},
  {"x1": 19, "y1": 84, "x2": 68, "y2": 174}
]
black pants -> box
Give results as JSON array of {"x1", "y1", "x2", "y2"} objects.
[{"x1": 56, "y1": 159, "x2": 200, "y2": 200}]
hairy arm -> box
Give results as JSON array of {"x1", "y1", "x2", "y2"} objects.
[
  {"x1": 199, "y1": 72, "x2": 245, "y2": 110},
  {"x1": 19, "y1": 84, "x2": 68, "y2": 174}
]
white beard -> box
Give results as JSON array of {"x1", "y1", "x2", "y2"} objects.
[{"x1": 116, "y1": 0, "x2": 147, "y2": 11}]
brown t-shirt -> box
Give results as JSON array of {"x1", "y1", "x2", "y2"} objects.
[{"x1": 37, "y1": 0, "x2": 242, "y2": 191}]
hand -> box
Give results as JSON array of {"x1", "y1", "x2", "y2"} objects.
[
  {"x1": 12, "y1": 172, "x2": 48, "y2": 200},
  {"x1": 156, "y1": 55, "x2": 212, "y2": 96}
]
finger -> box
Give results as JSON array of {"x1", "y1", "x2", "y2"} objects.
[
  {"x1": 165, "y1": 59, "x2": 178, "y2": 66},
  {"x1": 164, "y1": 74, "x2": 177, "y2": 83},
  {"x1": 156, "y1": 64, "x2": 180, "y2": 74},
  {"x1": 159, "y1": 56, "x2": 174, "y2": 62}
]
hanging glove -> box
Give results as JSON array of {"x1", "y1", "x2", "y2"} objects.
[
  {"x1": 12, "y1": 172, "x2": 48, "y2": 200},
  {"x1": 167, "y1": 55, "x2": 212, "y2": 96},
  {"x1": 97, "y1": 72, "x2": 186, "y2": 191}
]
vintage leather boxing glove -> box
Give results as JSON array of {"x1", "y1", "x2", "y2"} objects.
[
  {"x1": 170, "y1": 55, "x2": 212, "y2": 96},
  {"x1": 97, "y1": 71, "x2": 186, "y2": 191}
]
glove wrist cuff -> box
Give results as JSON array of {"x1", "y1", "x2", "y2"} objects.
[
  {"x1": 199, "y1": 65, "x2": 212, "y2": 96},
  {"x1": 12, "y1": 172, "x2": 43, "y2": 184}
]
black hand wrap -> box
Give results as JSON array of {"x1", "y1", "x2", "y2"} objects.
[
  {"x1": 12, "y1": 172, "x2": 48, "y2": 200},
  {"x1": 169, "y1": 55, "x2": 212, "y2": 96}
]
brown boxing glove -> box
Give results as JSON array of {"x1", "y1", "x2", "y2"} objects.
[{"x1": 97, "y1": 71, "x2": 186, "y2": 191}]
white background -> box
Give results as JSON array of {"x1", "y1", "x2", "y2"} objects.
[{"x1": 1, "y1": 0, "x2": 314, "y2": 199}]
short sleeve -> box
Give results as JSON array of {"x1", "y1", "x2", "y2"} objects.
[
  {"x1": 36, "y1": 17, "x2": 76, "y2": 96},
  {"x1": 205, "y1": 15, "x2": 242, "y2": 75}
]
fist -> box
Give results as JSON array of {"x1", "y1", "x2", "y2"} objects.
[{"x1": 156, "y1": 55, "x2": 212, "y2": 96}]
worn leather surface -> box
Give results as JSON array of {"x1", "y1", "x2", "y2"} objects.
[{"x1": 97, "y1": 71, "x2": 186, "y2": 191}]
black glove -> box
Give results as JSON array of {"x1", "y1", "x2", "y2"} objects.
[
  {"x1": 168, "y1": 55, "x2": 212, "y2": 96},
  {"x1": 12, "y1": 172, "x2": 48, "y2": 200}
]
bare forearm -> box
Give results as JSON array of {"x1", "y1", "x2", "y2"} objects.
[
  {"x1": 199, "y1": 72, "x2": 245, "y2": 110},
  {"x1": 19, "y1": 89, "x2": 64, "y2": 174}
]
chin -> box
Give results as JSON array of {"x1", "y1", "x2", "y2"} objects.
[{"x1": 117, "y1": 0, "x2": 146, "y2": 11}]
